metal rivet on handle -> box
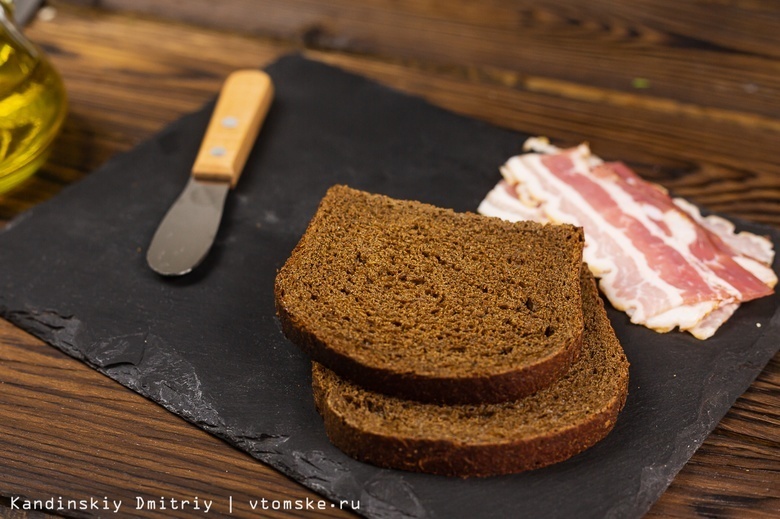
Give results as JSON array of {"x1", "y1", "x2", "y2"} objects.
[
  {"x1": 221, "y1": 116, "x2": 239, "y2": 128},
  {"x1": 210, "y1": 146, "x2": 226, "y2": 157}
]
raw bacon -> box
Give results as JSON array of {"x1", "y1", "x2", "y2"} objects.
[{"x1": 478, "y1": 137, "x2": 776, "y2": 339}]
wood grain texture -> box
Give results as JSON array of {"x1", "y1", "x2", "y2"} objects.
[
  {"x1": 0, "y1": 1, "x2": 778, "y2": 518},
  {"x1": 54, "y1": 0, "x2": 780, "y2": 229},
  {"x1": 0, "y1": 320, "x2": 353, "y2": 519},
  {"x1": 305, "y1": 51, "x2": 780, "y2": 227},
  {"x1": 63, "y1": 0, "x2": 780, "y2": 120},
  {"x1": 191, "y1": 70, "x2": 274, "y2": 185}
]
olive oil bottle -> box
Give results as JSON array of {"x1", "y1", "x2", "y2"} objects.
[{"x1": 0, "y1": 0, "x2": 66, "y2": 193}]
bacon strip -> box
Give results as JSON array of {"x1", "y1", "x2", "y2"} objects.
[{"x1": 478, "y1": 138, "x2": 776, "y2": 339}]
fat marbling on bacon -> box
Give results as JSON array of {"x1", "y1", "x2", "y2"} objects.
[{"x1": 478, "y1": 137, "x2": 777, "y2": 339}]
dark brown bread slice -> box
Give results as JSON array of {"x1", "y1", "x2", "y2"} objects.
[
  {"x1": 275, "y1": 185, "x2": 585, "y2": 404},
  {"x1": 311, "y1": 269, "x2": 629, "y2": 477}
]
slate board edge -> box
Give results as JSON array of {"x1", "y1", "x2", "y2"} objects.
[
  {"x1": 3, "y1": 303, "x2": 779, "y2": 519},
  {"x1": 0, "y1": 306, "x2": 421, "y2": 519},
  {"x1": 624, "y1": 306, "x2": 780, "y2": 518}
]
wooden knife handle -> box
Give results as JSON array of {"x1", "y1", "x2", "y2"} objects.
[{"x1": 191, "y1": 70, "x2": 274, "y2": 187}]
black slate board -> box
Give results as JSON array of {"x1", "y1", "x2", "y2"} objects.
[{"x1": 1, "y1": 54, "x2": 778, "y2": 519}]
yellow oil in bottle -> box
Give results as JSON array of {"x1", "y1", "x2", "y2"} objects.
[{"x1": 0, "y1": 3, "x2": 67, "y2": 193}]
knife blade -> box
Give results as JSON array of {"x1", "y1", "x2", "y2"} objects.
[{"x1": 147, "y1": 70, "x2": 274, "y2": 276}]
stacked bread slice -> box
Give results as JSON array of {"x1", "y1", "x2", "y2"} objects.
[{"x1": 275, "y1": 185, "x2": 629, "y2": 477}]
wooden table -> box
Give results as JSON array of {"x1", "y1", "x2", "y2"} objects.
[{"x1": 1, "y1": 1, "x2": 778, "y2": 517}]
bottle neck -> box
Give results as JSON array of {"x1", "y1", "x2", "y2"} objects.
[{"x1": 1, "y1": 0, "x2": 40, "y2": 62}]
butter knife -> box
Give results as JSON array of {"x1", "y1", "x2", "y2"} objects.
[{"x1": 147, "y1": 70, "x2": 274, "y2": 276}]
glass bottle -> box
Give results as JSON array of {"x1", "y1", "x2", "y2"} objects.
[{"x1": 0, "y1": 0, "x2": 67, "y2": 193}]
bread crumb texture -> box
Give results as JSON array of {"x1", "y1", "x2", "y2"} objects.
[{"x1": 275, "y1": 185, "x2": 585, "y2": 388}]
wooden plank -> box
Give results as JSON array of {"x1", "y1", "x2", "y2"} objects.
[
  {"x1": 5, "y1": 3, "x2": 780, "y2": 227},
  {"x1": 307, "y1": 51, "x2": 780, "y2": 227},
  {"x1": 0, "y1": 321, "x2": 353, "y2": 519},
  {"x1": 61, "y1": 0, "x2": 780, "y2": 119},
  {"x1": 0, "y1": 4, "x2": 294, "y2": 222}
]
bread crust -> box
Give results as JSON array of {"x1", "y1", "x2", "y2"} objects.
[
  {"x1": 278, "y1": 296, "x2": 582, "y2": 404},
  {"x1": 313, "y1": 364, "x2": 628, "y2": 477}
]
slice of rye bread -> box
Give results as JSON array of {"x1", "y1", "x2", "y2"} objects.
[
  {"x1": 311, "y1": 269, "x2": 630, "y2": 477},
  {"x1": 275, "y1": 185, "x2": 585, "y2": 404}
]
